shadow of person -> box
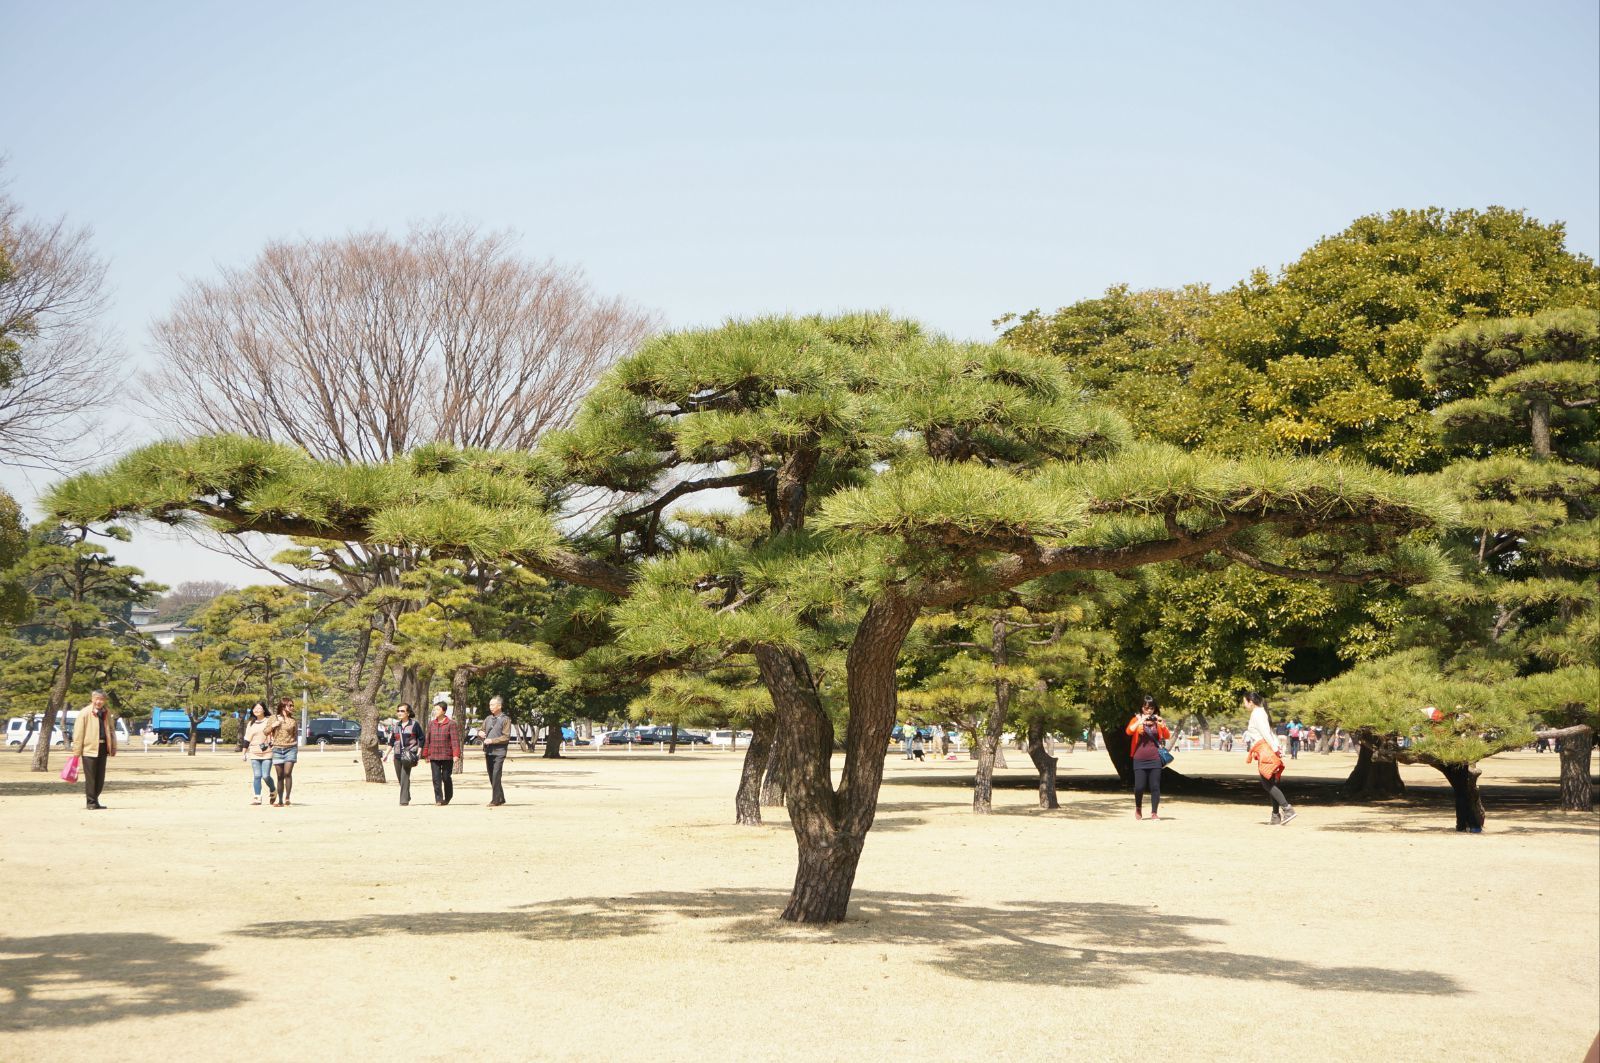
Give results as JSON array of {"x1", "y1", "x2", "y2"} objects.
[
  {"x1": 234, "y1": 888, "x2": 1462, "y2": 996},
  {"x1": 0, "y1": 933, "x2": 247, "y2": 1031}
]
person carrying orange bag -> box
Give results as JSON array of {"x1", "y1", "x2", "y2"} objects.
[{"x1": 1243, "y1": 691, "x2": 1296, "y2": 825}]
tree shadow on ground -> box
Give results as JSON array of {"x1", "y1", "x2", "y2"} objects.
[
  {"x1": 234, "y1": 889, "x2": 1462, "y2": 996},
  {"x1": 0, "y1": 778, "x2": 200, "y2": 798},
  {"x1": 0, "y1": 933, "x2": 246, "y2": 1031}
]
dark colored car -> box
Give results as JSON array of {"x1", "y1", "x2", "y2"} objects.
[
  {"x1": 307, "y1": 718, "x2": 362, "y2": 745},
  {"x1": 637, "y1": 726, "x2": 710, "y2": 745}
]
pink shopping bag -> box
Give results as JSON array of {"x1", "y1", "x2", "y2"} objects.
[{"x1": 59, "y1": 755, "x2": 80, "y2": 783}]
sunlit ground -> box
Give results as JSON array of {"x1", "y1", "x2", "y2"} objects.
[{"x1": 1, "y1": 743, "x2": 1595, "y2": 1062}]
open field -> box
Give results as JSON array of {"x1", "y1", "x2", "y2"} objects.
[{"x1": 1, "y1": 744, "x2": 1595, "y2": 1063}]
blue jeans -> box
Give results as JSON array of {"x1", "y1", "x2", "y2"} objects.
[{"x1": 249, "y1": 758, "x2": 275, "y2": 796}]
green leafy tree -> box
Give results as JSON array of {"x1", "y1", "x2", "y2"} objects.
[
  {"x1": 1294, "y1": 650, "x2": 1534, "y2": 830},
  {"x1": 48, "y1": 316, "x2": 1450, "y2": 923},
  {"x1": 1002, "y1": 209, "x2": 1599, "y2": 797},
  {"x1": 4, "y1": 524, "x2": 159, "y2": 770},
  {"x1": 1409, "y1": 308, "x2": 1600, "y2": 808},
  {"x1": 904, "y1": 582, "x2": 1102, "y2": 812}
]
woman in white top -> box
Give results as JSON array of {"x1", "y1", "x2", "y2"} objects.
[
  {"x1": 240, "y1": 702, "x2": 276, "y2": 805},
  {"x1": 1243, "y1": 691, "x2": 1296, "y2": 825}
]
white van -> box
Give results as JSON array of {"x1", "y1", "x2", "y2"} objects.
[
  {"x1": 5, "y1": 712, "x2": 129, "y2": 749},
  {"x1": 5, "y1": 715, "x2": 63, "y2": 749},
  {"x1": 708, "y1": 729, "x2": 755, "y2": 748},
  {"x1": 61, "y1": 710, "x2": 131, "y2": 747}
]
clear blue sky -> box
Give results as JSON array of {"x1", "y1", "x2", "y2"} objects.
[{"x1": 3, "y1": 0, "x2": 1597, "y2": 585}]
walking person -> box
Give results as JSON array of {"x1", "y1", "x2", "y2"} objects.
[
  {"x1": 267, "y1": 697, "x2": 300, "y2": 806},
  {"x1": 481, "y1": 696, "x2": 512, "y2": 806},
  {"x1": 1125, "y1": 695, "x2": 1170, "y2": 820},
  {"x1": 241, "y1": 702, "x2": 276, "y2": 805},
  {"x1": 901, "y1": 723, "x2": 915, "y2": 759},
  {"x1": 387, "y1": 703, "x2": 424, "y2": 806},
  {"x1": 423, "y1": 699, "x2": 461, "y2": 805},
  {"x1": 1243, "y1": 691, "x2": 1296, "y2": 825},
  {"x1": 71, "y1": 690, "x2": 117, "y2": 810}
]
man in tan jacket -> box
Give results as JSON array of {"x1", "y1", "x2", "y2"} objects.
[{"x1": 71, "y1": 690, "x2": 117, "y2": 810}]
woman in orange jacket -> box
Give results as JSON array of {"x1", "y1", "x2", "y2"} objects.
[
  {"x1": 1243, "y1": 691, "x2": 1296, "y2": 824},
  {"x1": 1125, "y1": 695, "x2": 1170, "y2": 820}
]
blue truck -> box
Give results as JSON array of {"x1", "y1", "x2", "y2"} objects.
[{"x1": 149, "y1": 707, "x2": 223, "y2": 745}]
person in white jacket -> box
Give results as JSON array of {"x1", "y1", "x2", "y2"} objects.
[{"x1": 1243, "y1": 691, "x2": 1296, "y2": 825}]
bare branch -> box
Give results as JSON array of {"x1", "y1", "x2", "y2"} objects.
[{"x1": 0, "y1": 182, "x2": 124, "y2": 468}]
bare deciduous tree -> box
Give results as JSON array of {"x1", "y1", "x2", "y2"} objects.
[
  {"x1": 140, "y1": 222, "x2": 654, "y2": 781},
  {"x1": 0, "y1": 184, "x2": 123, "y2": 469},
  {"x1": 142, "y1": 221, "x2": 654, "y2": 461}
]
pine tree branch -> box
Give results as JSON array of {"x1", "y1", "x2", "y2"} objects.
[
  {"x1": 1217, "y1": 545, "x2": 1385, "y2": 585},
  {"x1": 914, "y1": 514, "x2": 1253, "y2": 609}
]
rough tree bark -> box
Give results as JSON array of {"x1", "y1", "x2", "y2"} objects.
[
  {"x1": 353, "y1": 636, "x2": 394, "y2": 783},
  {"x1": 765, "y1": 595, "x2": 917, "y2": 923},
  {"x1": 30, "y1": 636, "x2": 80, "y2": 772},
  {"x1": 668, "y1": 721, "x2": 679, "y2": 754},
  {"x1": 734, "y1": 715, "x2": 775, "y2": 826},
  {"x1": 760, "y1": 726, "x2": 787, "y2": 808},
  {"x1": 1536, "y1": 725, "x2": 1594, "y2": 812},
  {"x1": 543, "y1": 711, "x2": 564, "y2": 758},
  {"x1": 1434, "y1": 761, "x2": 1487, "y2": 832},
  {"x1": 1344, "y1": 740, "x2": 1406, "y2": 800},
  {"x1": 1025, "y1": 716, "x2": 1059, "y2": 810},
  {"x1": 972, "y1": 616, "x2": 1011, "y2": 814},
  {"x1": 449, "y1": 665, "x2": 470, "y2": 771}
]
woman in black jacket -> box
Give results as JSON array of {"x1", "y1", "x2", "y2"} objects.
[{"x1": 386, "y1": 703, "x2": 424, "y2": 806}]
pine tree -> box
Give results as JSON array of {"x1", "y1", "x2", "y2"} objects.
[{"x1": 47, "y1": 315, "x2": 1452, "y2": 922}]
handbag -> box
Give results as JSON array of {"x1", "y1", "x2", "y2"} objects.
[
  {"x1": 1158, "y1": 747, "x2": 1175, "y2": 767},
  {"x1": 60, "y1": 755, "x2": 81, "y2": 783}
]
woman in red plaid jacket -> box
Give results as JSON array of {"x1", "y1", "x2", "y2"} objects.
[{"x1": 422, "y1": 700, "x2": 463, "y2": 805}]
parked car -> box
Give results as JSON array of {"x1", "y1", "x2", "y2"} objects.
[
  {"x1": 708, "y1": 729, "x2": 755, "y2": 748},
  {"x1": 307, "y1": 718, "x2": 361, "y2": 745},
  {"x1": 635, "y1": 726, "x2": 709, "y2": 745}
]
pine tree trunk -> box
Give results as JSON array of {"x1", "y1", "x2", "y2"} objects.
[
  {"x1": 449, "y1": 666, "x2": 470, "y2": 770},
  {"x1": 760, "y1": 726, "x2": 787, "y2": 808},
  {"x1": 668, "y1": 722, "x2": 679, "y2": 754},
  {"x1": 1537, "y1": 726, "x2": 1594, "y2": 812},
  {"x1": 543, "y1": 712, "x2": 564, "y2": 758},
  {"x1": 782, "y1": 830, "x2": 865, "y2": 924},
  {"x1": 354, "y1": 638, "x2": 393, "y2": 783},
  {"x1": 1437, "y1": 762, "x2": 1486, "y2": 831},
  {"x1": 31, "y1": 636, "x2": 79, "y2": 772},
  {"x1": 762, "y1": 595, "x2": 917, "y2": 924},
  {"x1": 1344, "y1": 741, "x2": 1406, "y2": 800},
  {"x1": 735, "y1": 716, "x2": 775, "y2": 826},
  {"x1": 1026, "y1": 716, "x2": 1059, "y2": 810},
  {"x1": 972, "y1": 617, "x2": 1010, "y2": 814},
  {"x1": 1529, "y1": 395, "x2": 1553, "y2": 460}
]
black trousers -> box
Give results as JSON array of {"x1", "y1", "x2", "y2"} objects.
[
  {"x1": 1132, "y1": 763, "x2": 1161, "y2": 811},
  {"x1": 1260, "y1": 775, "x2": 1288, "y2": 810},
  {"x1": 82, "y1": 754, "x2": 108, "y2": 807},
  {"x1": 395, "y1": 757, "x2": 414, "y2": 805},
  {"x1": 486, "y1": 752, "x2": 507, "y2": 804},
  {"x1": 430, "y1": 760, "x2": 453, "y2": 804}
]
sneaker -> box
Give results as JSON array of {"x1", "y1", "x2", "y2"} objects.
[
  {"x1": 1270, "y1": 810, "x2": 1281, "y2": 825},
  {"x1": 1279, "y1": 807, "x2": 1298, "y2": 825},
  {"x1": 1135, "y1": 811, "x2": 1144, "y2": 820},
  {"x1": 1148, "y1": 813, "x2": 1160, "y2": 820},
  {"x1": 252, "y1": 797, "x2": 261, "y2": 805}
]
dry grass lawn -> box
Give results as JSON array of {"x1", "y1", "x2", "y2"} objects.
[{"x1": 0, "y1": 743, "x2": 1595, "y2": 1063}]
